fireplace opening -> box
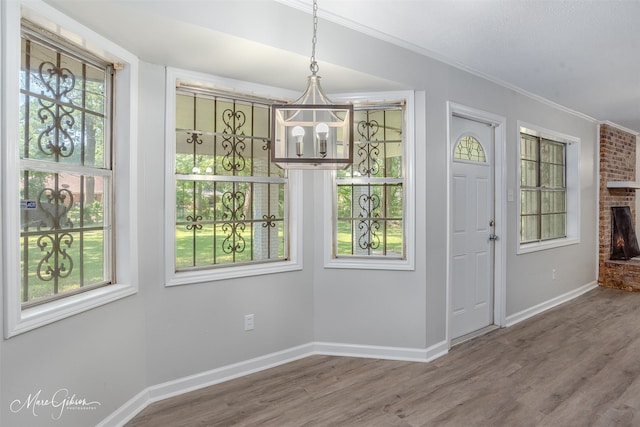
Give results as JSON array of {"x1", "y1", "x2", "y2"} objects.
[{"x1": 610, "y1": 206, "x2": 640, "y2": 260}]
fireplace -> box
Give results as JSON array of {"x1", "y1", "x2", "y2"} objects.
[
  {"x1": 610, "y1": 206, "x2": 640, "y2": 260},
  {"x1": 598, "y1": 123, "x2": 640, "y2": 291}
]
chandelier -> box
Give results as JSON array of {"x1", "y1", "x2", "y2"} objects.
[{"x1": 271, "y1": 0, "x2": 354, "y2": 169}]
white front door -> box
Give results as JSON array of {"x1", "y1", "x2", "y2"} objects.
[{"x1": 451, "y1": 115, "x2": 495, "y2": 339}]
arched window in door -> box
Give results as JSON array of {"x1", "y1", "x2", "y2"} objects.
[{"x1": 454, "y1": 135, "x2": 486, "y2": 162}]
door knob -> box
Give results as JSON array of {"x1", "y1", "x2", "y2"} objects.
[{"x1": 489, "y1": 234, "x2": 499, "y2": 241}]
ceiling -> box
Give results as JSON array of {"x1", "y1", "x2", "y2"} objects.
[{"x1": 44, "y1": 0, "x2": 640, "y2": 133}]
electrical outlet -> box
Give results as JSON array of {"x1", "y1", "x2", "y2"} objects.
[
  {"x1": 552, "y1": 269, "x2": 556, "y2": 280},
  {"x1": 244, "y1": 314, "x2": 254, "y2": 331}
]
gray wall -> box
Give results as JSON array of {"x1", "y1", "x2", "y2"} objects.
[{"x1": 1, "y1": 2, "x2": 598, "y2": 426}]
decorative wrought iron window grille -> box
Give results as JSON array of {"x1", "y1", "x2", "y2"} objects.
[
  {"x1": 334, "y1": 104, "x2": 405, "y2": 258},
  {"x1": 174, "y1": 88, "x2": 288, "y2": 270},
  {"x1": 19, "y1": 22, "x2": 114, "y2": 308},
  {"x1": 520, "y1": 132, "x2": 567, "y2": 243}
]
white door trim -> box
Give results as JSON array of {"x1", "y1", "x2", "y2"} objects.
[{"x1": 445, "y1": 102, "x2": 506, "y2": 348}]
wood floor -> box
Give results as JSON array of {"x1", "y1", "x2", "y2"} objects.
[{"x1": 127, "y1": 287, "x2": 640, "y2": 426}]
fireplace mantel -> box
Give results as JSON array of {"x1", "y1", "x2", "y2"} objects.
[{"x1": 607, "y1": 181, "x2": 640, "y2": 189}]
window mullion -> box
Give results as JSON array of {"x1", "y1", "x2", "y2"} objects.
[
  {"x1": 382, "y1": 111, "x2": 388, "y2": 256},
  {"x1": 22, "y1": 39, "x2": 32, "y2": 303},
  {"x1": 537, "y1": 136, "x2": 542, "y2": 241}
]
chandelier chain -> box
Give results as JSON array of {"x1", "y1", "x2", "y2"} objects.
[{"x1": 310, "y1": 0, "x2": 319, "y2": 74}]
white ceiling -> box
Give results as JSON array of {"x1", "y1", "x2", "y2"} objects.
[{"x1": 44, "y1": 0, "x2": 640, "y2": 132}]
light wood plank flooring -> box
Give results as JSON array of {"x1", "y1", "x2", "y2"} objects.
[{"x1": 127, "y1": 286, "x2": 640, "y2": 426}]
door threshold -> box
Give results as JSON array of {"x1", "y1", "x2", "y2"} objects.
[{"x1": 451, "y1": 325, "x2": 499, "y2": 347}]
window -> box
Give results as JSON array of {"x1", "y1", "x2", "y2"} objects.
[
  {"x1": 165, "y1": 69, "x2": 302, "y2": 285},
  {"x1": 518, "y1": 123, "x2": 579, "y2": 253},
  {"x1": 454, "y1": 136, "x2": 486, "y2": 162},
  {"x1": 174, "y1": 88, "x2": 286, "y2": 268},
  {"x1": 325, "y1": 92, "x2": 415, "y2": 270},
  {"x1": 520, "y1": 133, "x2": 566, "y2": 242},
  {"x1": 2, "y1": 2, "x2": 138, "y2": 337},
  {"x1": 19, "y1": 22, "x2": 113, "y2": 307}
]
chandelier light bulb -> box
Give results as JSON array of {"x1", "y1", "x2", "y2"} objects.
[
  {"x1": 292, "y1": 126, "x2": 305, "y2": 157},
  {"x1": 316, "y1": 122, "x2": 329, "y2": 158}
]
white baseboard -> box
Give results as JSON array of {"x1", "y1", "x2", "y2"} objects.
[
  {"x1": 97, "y1": 388, "x2": 150, "y2": 427},
  {"x1": 148, "y1": 343, "x2": 314, "y2": 402},
  {"x1": 505, "y1": 281, "x2": 598, "y2": 327},
  {"x1": 314, "y1": 340, "x2": 448, "y2": 363},
  {"x1": 97, "y1": 340, "x2": 448, "y2": 427}
]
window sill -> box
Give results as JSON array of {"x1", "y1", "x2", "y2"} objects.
[
  {"x1": 517, "y1": 237, "x2": 580, "y2": 255},
  {"x1": 166, "y1": 259, "x2": 303, "y2": 287},
  {"x1": 5, "y1": 284, "x2": 137, "y2": 338},
  {"x1": 325, "y1": 257, "x2": 415, "y2": 271}
]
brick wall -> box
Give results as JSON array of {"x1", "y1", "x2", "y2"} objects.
[{"x1": 598, "y1": 123, "x2": 640, "y2": 291}]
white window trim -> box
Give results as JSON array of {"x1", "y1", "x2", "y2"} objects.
[
  {"x1": 1, "y1": 0, "x2": 139, "y2": 338},
  {"x1": 517, "y1": 121, "x2": 581, "y2": 254},
  {"x1": 164, "y1": 68, "x2": 303, "y2": 286},
  {"x1": 323, "y1": 91, "x2": 416, "y2": 271}
]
